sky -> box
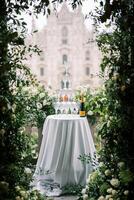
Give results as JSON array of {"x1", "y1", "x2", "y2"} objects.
[{"x1": 24, "y1": 0, "x2": 96, "y2": 33}]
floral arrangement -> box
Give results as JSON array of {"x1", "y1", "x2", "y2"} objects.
[{"x1": 81, "y1": 161, "x2": 133, "y2": 200}]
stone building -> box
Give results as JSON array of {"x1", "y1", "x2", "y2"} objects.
[{"x1": 25, "y1": 3, "x2": 102, "y2": 92}]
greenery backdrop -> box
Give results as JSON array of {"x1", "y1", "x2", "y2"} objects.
[{"x1": 0, "y1": 0, "x2": 134, "y2": 199}]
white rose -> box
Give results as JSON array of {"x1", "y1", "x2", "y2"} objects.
[
  {"x1": 31, "y1": 88, "x2": 38, "y2": 94},
  {"x1": 15, "y1": 186, "x2": 21, "y2": 191},
  {"x1": 39, "y1": 93, "x2": 45, "y2": 98},
  {"x1": 20, "y1": 190, "x2": 26, "y2": 197},
  {"x1": 16, "y1": 196, "x2": 21, "y2": 200},
  {"x1": 98, "y1": 196, "x2": 105, "y2": 200},
  {"x1": 12, "y1": 104, "x2": 16, "y2": 111},
  {"x1": 22, "y1": 87, "x2": 28, "y2": 93},
  {"x1": 24, "y1": 167, "x2": 32, "y2": 174},
  {"x1": 37, "y1": 102, "x2": 42, "y2": 109},
  {"x1": 43, "y1": 99, "x2": 47, "y2": 106},
  {"x1": 110, "y1": 178, "x2": 120, "y2": 188},
  {"x1": 106, "y1": 195, "x2": 112, "y2": 200},
  {"x1": 105, "y1": 169, "x2": 111, "y2": 176},
  {"x1": 107, "y1": 120, "x2": 110, "y2": 127},
  {"x1": 83, "y1": 194, "x2": 88, "y2": 200},
  {"x1": 82, "y1": 188, "x2": 86, "y2": 194},
  {"x1": 107, "y1": 188, "x2": 113, "y2": 193},
  {"x1": 85, "y1": 185, "x2": 89, "y2": 190},
  {"x1": 87, "y1": 110, "x2": 93, "y2": 116},
  {"x1": 99, "y1": 162, "x2": 104, "y2": 167},
  {"x1": 0, "y1": 129, "x2": 5, "y2": 135},
  {"x1": 124, "y1": 190, "x2": 129, "y2": 195},
  {"x1": 112, "y1": 189, "x2": 117, "y2": 195},
  {"x1": 117, "y1": 162, "x2": 125, "y2": 169},
  {"x1": 26, "y1": 106, "x2": 30, "y2": 110}
]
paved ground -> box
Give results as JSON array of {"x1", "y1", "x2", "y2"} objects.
[{"x1": 47, "y1": 196, "x2": 78, "y2": 200}]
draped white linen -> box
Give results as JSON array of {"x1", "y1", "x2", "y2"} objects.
[{"x1": 33, "y1": 114, "x2": 96, "y2": 196}]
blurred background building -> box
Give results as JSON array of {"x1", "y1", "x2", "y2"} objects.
[{"x1": 25, "y1": 3, "x2": 102, "y2": 92}]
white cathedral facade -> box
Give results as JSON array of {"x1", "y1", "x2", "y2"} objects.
[{"x1": 26, "y1": 3, "x2": 102, "y2": 92}]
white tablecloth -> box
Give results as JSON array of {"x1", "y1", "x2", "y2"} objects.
[{"x1": 33, "y1": 114, "x2": 96, "y2": 196}]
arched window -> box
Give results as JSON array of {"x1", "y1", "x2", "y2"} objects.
[
  {"x1": 66, "y1": 81, "x2": 69, "y2": 89},
  {"x1": 61, "y1": 80, "x2": 64, "y2": 89},
  {"x1": 62, "y1": 27, "x2": 68, "y2": 37},
  {"x1": 62, "y1": 39, "x2": 67, "y2": 44},
  {"x1": 62, "y1": 27, "x2": 68, "y2": 44},
  {"x1": 62, "y1": 54, "x2": 68, "y2": 64},
  {"x1": 40, "y1": 67, "x2": 44, "y2": 76},
  {"x1": 85, "y1": 50, "x2": 90, "y2": 60},
  {"x1": 86, "y1": 67, "x2": 90, "y2": 76}
]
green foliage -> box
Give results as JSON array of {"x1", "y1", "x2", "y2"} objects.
[
  {"x1": 75, "y1": 87, "x2": 108, "y2": 125},
  {"x1": 77, "y1": 0, "x2": 134, "y2": 199},
  {"x1": 80, "y1": 161, "x2": 132, "y2": 200},
  {"x1": 0, "y1": 0, "x2": 54, "y2": 199},
  {"x1": 62, "y1": 184, "x2": 83, "y2": 196},
  {"x1": 13, "y1": 83, "x2": 55, "y2": 128}
]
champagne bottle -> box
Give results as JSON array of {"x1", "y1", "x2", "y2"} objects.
[
  {"x1": 63, "y1": 94, "x2": 68, "y2": 102},
  {"x1": 79, "y1": 95, "x2": 86, "y2": 117}
]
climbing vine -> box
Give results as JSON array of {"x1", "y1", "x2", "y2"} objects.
[
  {"x1": 80, "y1": 0, "x2": 134, "y2": 199},
  {"x1": 0, "y1": 0, "x2": 134, "y2": 199}
]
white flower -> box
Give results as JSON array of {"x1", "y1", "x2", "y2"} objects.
[
  {"x1": 83, "y1": 194, "x2": 88, "y2": 200},
  {"x1": 19, "y1": 127, "x2": 25, "y2": 133},
  {"x1": 112, "y1": 189, "x2": 117, "y2": 195},
  {"x1": 107, "y1": 188, "x2": 113, "y2": 193},
  {"x1": 26, "y1": 106, "x2": 30, "y2": 111},
  {"x1": 85, "y1": 185, "x2": 89, "y2": 190},
  {"x1": 12, "y1": 104, "x2": 16, "y2": 111},
  {"x1": 43, "y1": 99, "x2": 47, "y2": 106},
  {"x1": 22, "y1": 87, "x2": 28, "y2": 93},
  {"x1": 24, "y1": 167, "x2": 32, "y2": 174},
  {"x1": 110, "y1": 178, "x2": 120, "y2": 188},
  {"x1": 87, "y1": 110, "x2": 93, "y2": 116},
  {"x1": 0, "y1": 129, "x2": 5, "y2": 135},
  {"x1": 39, "y1": 92, "x2": 45, "y2": 98},
  {"x1": 99, "y1": 162, "x2": 104, "y2": 167},
  {"x1": 15, "y1": 196, "x2": 21, "y2": 200},
  {"x1": 124, "y1": 190, "x2": 129, "y2": 195},
  {"x1": 107, "y1": 120, "x2": 110, "y2": 127},
  {"x1": 20, "y1": 190, "x2": 27, "y2": 197},
  {"x1": 105, "y1": 169, "x2": 111, "y2": 176},
  {"x1": 82, "y1": 188, "x2": 87, "y2": 195},
  {"x1": 98, "y1": 196, "x2": 105, "y2": 200},
  {"x1": 31, "y1": 87, "x2": 38, "y2": 95},
  {"x1": 15, "y1": 186, "x2": 21, "y2": 191},
  {"x1": 106, "y1": 195, "x2": 112, "y2": 200},
  {"x1": 37, "y1": 102, "x2": 42, "y2": 109},
  {"x1": 117, "y1": 162, "x2": 125, "y2": 169},
  {"x1": 86, "y1": 174, "x2": 91, "y2": 184}
]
